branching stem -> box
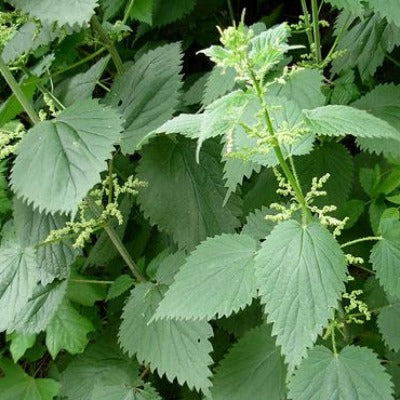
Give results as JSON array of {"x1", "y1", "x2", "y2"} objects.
[{"x1": 341, "y1": 236, "x2": 382, "y2": 249}]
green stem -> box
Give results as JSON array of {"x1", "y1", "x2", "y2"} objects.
[
  {"x1": 248, "y1": 67, "x2": 312, "y2": 224},
  {"x1": 311, "y1": 0, "x2": 322, "y2": 64},
  {"x1": 341, "y1": 236, "x2": 382, "y2": 249},
  {"x1": 70, "y1": 278, "x2": 114, "y2": 285},
  {"x1": 87, "y1": 198, "x2": 145, "y2": 282},
  {"x1": 300, "y1": 0, "x2": 314, "y2": 53},
  {"x1": 227, "y1": 0, "x2": 235, "y2": 24},
  {"x1": 122, "y1": 0, "x2": 136, "y2": 25},
  {"x1": 91, "y1": 16, "x2": 124, "y2": 75},
  {"x1": 0, "y1": 56, "x2": 40, "y2": 124},
  {"x1": 331, "y1": 325, "x2": 337, "y2": 355},
  {"x1": 386, "y1": 53, "x2": 400, "y2": 68}
]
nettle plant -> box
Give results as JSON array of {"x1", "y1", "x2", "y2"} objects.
[{"x1": 0, "y1": 0, "x2": 400, "y2": 399}]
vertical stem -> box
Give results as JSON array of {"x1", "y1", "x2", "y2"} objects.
[
  {"x1": 300, "y1": 0, "x2": 314, "y2": 52},
  {"x1": 311, "y1": 0, "x2": 322, "y2": 64},
  {"x1": 91, "y1": 16, "x2": 124, "y2": 75},
  {"x1": 0, "y1": 57, "x2": 40, "y2": 124},
  {"x1": 122, "y1": 0, "x2": 136, "y2": 25},
  {"x1": 227, "y1": 0, "x2": 235, "y2": 24}
]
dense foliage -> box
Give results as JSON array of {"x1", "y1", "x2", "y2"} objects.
[{"x1": 0, "y1": 0, "x2": 400, "y2": 399}]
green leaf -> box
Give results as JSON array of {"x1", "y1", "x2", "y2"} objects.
[
  {"x1": 255, "y1": 220, "x2": 347, "y2": 369},
  {"x1": 45, "y1": 300, "x2": 94, "y2": 358},
  {"x1": 14, "y1": 199, "x2": 77, "y2": 284},
  {"x1": 324, "y1": 0, "x2": 363, "y2": 14},
  {"x1": 67, "y1": 270, "x2": 107, "y2": 306},
  {"x1": 155, "y1": 234, "x2": 257, "y2": 320},
  {"x1": 90, "y1": 383, "x2": 162, "y2": 400},
  {"x1": 288, "y1": 345, "x2": 394, "y2": 400},
  {"x1": 368, "y1": 0, "x2": 400, "y2": 28},
  {"x1": 119, "y1": 282, "x2": 213, "y2": 395},
  {"x1": 129, "y1": 0, "x2": 154, "y2": 24},
  {"x1": 152, "y1": 251, "x2": 187, "y2": 286},
  {"x1": 152, "y1": 0, "x2": 196, "y2": 26},
  {"x1": 202, "y1": 66, "x2": 236, "y2": 106},
  {"x1": 153, "y1": 113, "x2": 203, "y2": 139},
  {"x1": 370, "y1": 218, "x2": 400, "y2": 298},
  {"x1": 106, "y1": 43, "x2": 183, "y2": 153},
  {"x1": 304, "y1": 105, "x2": 400, "y2": 141},
  {"x1": 0, "y1": 232, "x2": 39, "y2": 332},
  {"x1": 137, "y1": 136, "x2": 241, "y2": 249},
  {"x1": 11, "y1": 99, "x2": 123, "y2": 214},
  {"x1": 10, "y1": 280, "x2": 68, "y2": 334},
  {"x1": 11, "y1": 0, "x2": 98, "y2": 27},
  {"x1": 352, "y1": 84, "x2": 400, "y2": 157},
  {"x1": 0, "y1": 359, "x2": 59, "y2": 400},
  {"x1": 332, "y1": 12, "x2": 400, "y2": 81},
  {"x1": 8, "y1": 332, "x2": 36, "y2": 362},
  {"x1": 106, "y1": 275, "x2": 134, "y2": 300},
  {"x1": 61, "y1": 338, "x2": 139, "y2": 400},
  {"x1": 295, "y1": 142, "x2": 354, "y2": 207},
  {"x1": 241, "y1": 206, "x2": 277, "y2": 241},
  {"x1": 378, "y1": 298, "x2": 400, "y2": 351},
  {"x1": 56, "y1": 56, "x2": 110, "y2": 107},
  {"x1": 211, "y1": 324, "x2": 286, "y2": 400}
]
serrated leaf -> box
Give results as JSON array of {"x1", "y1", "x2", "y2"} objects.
[
  {"x1": 295, "y1": 142, "x2": 354, "y2": 207},
  {"x1": 378, "y1": 299, "x2": 400, "y2": 352},
  {"x1": 304, "y1": 105, "x2": 400, "y2": 141},
  {"x1": 255, "y1": 220, "x2": 347, "y2": 369},
  {"x1": 0, "y1": 359, "x2": 59, "y2": 400},
  {"x1": 119, "y1": 282, "x2": 213, "y2": 395},
  {"x1": 45, "y1": 299, "x2": 95, "y2": 358},
  {"x1": 61, "y1": 338, "x2": 139, "y2": 400},
  {"x1": 152, "y1": 251, "x2": 186, "y2": 286},
  {"x1": 137, "y1": 136, "x2": 241, "y2": 250},
  {"x1": 324, "y1": 0, "x2": 363, "y2": 14},
  {"x1": 11, "y1": 99, "x2": 123, "y2": 214},
  {"x1": 352, "y1": 84, "x2": 400, "y2": 157},
  {"x1": 152, "y1": 0, "x2": 196, "y2": 26},
  {"x1": 211, "y1": 325, "x2": 286, "y2": 400},
  {"x1": 288, "y1": 345, "x2": 394, "y2": 400},
  {"x1": 0, "y1": 234, "x2": 39, "y2": 332},
  {"x1": 153, "y1": 113, "x2": 203, "y2": 139},
  {"x1": 155, "y1": 234, "x2": 257, "y2": 321},
  {"x1": 241, "y1": 206, "x2": 277, "y2": 241},
  {"x1": 56, "y1": 56, "x2": 110, "y2": 107},
  {"x1": 14, "y1": 199, "x2": 77, "y2": 284},
  {"x1": 11, "y1": 0, "x2": 98, "y2": 27},
  {"x1": 129, "y1": 0, "x2": 154, "y2": 24},
  {"x1": 370, "y1": 218, "x2": 400, "y2": 298},
  {"x1": 106, "y1": 43, "x2": 183, "y2": 153},
  {"x1": 368, "y1": 0, "x2": 400, "y2": 28},
  {"x1": 106, "y1": 275, "x2": 134, "y2": 300},
  {"x1": 10, "y1": 280, "x2": 67, "y2": 334},
  {"x1": 8, "y1": 332, "x2": 36, "y2": 362},
  {"x1": 202, "y1": 66, "x2": 237, "y2": 106},
  {"x1": 90, "y1": 383, "x2": 162, "y2": 400},
  {"x1": 332, "y1": 12, "x2": 400, "y2": 81}
]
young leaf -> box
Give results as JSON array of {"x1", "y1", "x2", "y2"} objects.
[
  {"x1": 14, "y1": 199, "x2": 78, "y2": 285},
  {"x1": 0, "y1": 233, "x2": 39, "y2": 332},
  {"x1": 288, "y1": 345, "x2": 394, "y2": 400},
  {"x1": 377, "y1": 297, "x2": 400, "y2": 352},
  {"x1": 370, "y1": 218, "x2": 400, "y2": 298},
  {"x1": 119, "y1": 282, "x2": 213, "y2": 395},
  {"x1": 0, "y1": 359, "x2": 59, "y2": 400},
  {"x1": 211, "y1": 325, "x2": 286, "y2": 400},
  {"x1": 106, "y1": 43, "x2": 183, "y2": 153},
  {"x1": 11, "y1": 0, "x2": 98, "y2": 27},
  {"x1": 61, "y1": 339, "x2": 139, "y2": 400},
  {"x1": 45, "y1": 300, "x2": 95, "y2": 358},
  {"x1": 11, "y1": 99, "x2": 123, "y2": 214},
  {"x1": 137, "y1": 137, "x2": 241, "y2": 249},
  {"x1": 155, "y1": 234, "x2": 257, "y2": 321},
  {"x1": 304, "y1": 105, "x2": 400, "y2": 140},
  {"x1": 255, "y1": 220, "x2": 347, "y2": 368}
]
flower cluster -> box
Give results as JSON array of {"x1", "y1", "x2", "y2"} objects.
[{"x1": 0, "y1": 122, "x2": 25, "y2": 160}]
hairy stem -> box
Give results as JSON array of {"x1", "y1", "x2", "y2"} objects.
[
  {"x1": 70, "y1": 279, "x2": 114, "y2": 285},
  {"x1": 0, "y1": 57, "x2": 40, "y2": 124},
  {"x1": 91, "y1": 16, "x2": 124, "y2": 75},
  {"x1": 341, "y1": 236, "x2": 382, "y2": 249},
  {"x1": 300, "y1": 0, "x2": 314, "y2": 53},
  {"x1": 311, "y1": 0, "x2": 322, "y2": 64}
]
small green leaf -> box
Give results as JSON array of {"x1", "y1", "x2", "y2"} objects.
[
  {"x1": 8, "y1": 332, "x2": 36, "y2": 362},
  {"x1": 11, "y1": 99, "x2": 123, "y2": 214},
  {"x1": 378, "y1": 298, "x2": 400, "y2": 351},
  {"x1": 106, "y1": 275, "x2": 134, "y2": 300},
  {"x1": 0, "y1": 359, "x2": 59, "y2": 400},
  {"x1": 119, "y1": 282, "x2": 213, "y2": 395},
  {"x1": 255, "y1": 220, "x2": 347, "y2": 369},
  {"x1": 371, "y1": 218, "x2": 400, "y2": 298},
  {"x1": 288, "y1": 345, "x2": 394, "y2": 400},
  {"x1": 155, "y1": 234, "x2": 257, "y2": 320},
  {"x1": 45, "y1": 300, "x2": 95, "y2": 358},
  {"x1": 211, "y1": 325, "x2": 286, "y2": 400}
]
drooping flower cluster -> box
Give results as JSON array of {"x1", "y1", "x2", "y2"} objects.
[{"x1": 0, "y1": 121, "x2": 25, "y2": 160}]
